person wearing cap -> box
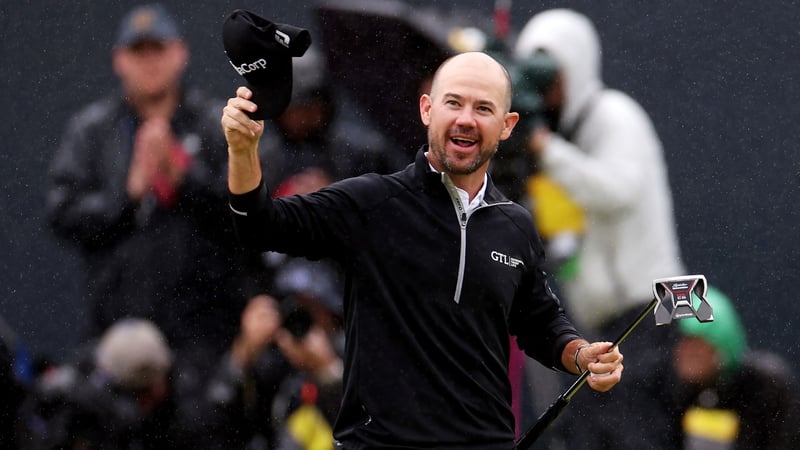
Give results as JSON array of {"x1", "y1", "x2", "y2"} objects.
[
  {"x1": 222, "y1": 50, "x2": 624, "y2": 449},
  {"x1": 669, "y1": 287, "x2": 800, "y2": 449},
  {"x1": 45, "y1": 4, "x2": 263, "y2": 369}
]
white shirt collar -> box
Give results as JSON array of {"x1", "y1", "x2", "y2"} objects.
[{"x1": 426, "y1": 155, "x2": 487, "y2": 216}]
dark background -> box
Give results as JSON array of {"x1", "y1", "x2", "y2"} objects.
[{"x1": 2, "y1": 1, "x2": 798, "y2": 369}]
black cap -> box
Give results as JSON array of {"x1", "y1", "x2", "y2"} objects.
[
  {"x1": 116, "y1": 4, "x2": 181, "y2": 47},
  {"x1": 222, "y1": 10, "x2": 312, "y2": 120}
]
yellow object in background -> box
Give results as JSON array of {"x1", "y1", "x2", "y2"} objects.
[
  {"x1": 526, "y1": 174, "x2": 585, "y2": 240},
  {"x1": 683, "y1": 406, "x2": 740, "y2": 444},
  {"x1": 286, "y1": 404, "x2": 334, "y2": 450},
  {"x1": 525, "y1": 174, "x2": 585, "y2": 281}
]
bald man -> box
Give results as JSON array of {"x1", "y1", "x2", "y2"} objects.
[{"x1": 222, "y1": 51, "x2": 622, "y2": 449}]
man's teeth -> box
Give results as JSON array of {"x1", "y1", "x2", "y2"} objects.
[{"x1": 452, "y1": 137, "x2": 476, "y2": 145}]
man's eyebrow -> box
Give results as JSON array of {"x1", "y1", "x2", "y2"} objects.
[{"x1": 441, "y1": 92, "x2": 498, "y2": 109}]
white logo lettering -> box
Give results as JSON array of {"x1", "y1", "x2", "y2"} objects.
[
  {"x1": 490, "y1": 251, "x2": 524, "y2": 269},
  {"x1": 275, "y1": 30, "x2": 290, "y2": 48},
  {"x1": 229, "y1": 58, "x2": 268, "y2": 76}
]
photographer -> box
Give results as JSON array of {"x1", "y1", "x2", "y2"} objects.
[
  {"x1": 203, "y1": 288, "x2": 343, "y2": 450},
  {"x1": 202, "y1": 295, "x2": 293, "y2": 449},
  {"x1": 18, "y1": 319, "x2": 201, "y2": 450},
  {"x1": 513, "y1": 9, "x2": 685, "y2": 449},
  {"x1": 272, "y1": 298, "x2": 343, "y2": 450}
]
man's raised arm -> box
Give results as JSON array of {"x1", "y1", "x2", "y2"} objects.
[{"x1": 221, "y1": 86, "x2": 264, "y2": 194}]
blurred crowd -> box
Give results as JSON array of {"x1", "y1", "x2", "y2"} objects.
[
  {"x1": 2, "y1": 3, "x2": 798, "y2": 450},
  {"x1": 8, "y1": 4, "x2": 379, "y2": 449}
]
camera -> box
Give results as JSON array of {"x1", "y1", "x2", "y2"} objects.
[
  {"x1": 509, "y1": 49, "x2": 560, "y2": 132},
  {"x1": 489, "y1": 48, "x2": 560, "y2": 201},
  {"x1": 281, "y1": 299, "x2": 314, "y2": 339}
]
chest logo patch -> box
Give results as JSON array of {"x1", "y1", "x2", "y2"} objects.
[{"x1": 491, "y1": 251, "x2": 524, "y2": 269}]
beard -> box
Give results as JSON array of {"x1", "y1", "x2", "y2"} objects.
[{"x1": 428, "y1": 126, "x2": 499, "y2": 175}]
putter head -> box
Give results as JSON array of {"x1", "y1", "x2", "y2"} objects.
[{"x1": 652, "y1": 275, "x2": 714, "y2": 326}]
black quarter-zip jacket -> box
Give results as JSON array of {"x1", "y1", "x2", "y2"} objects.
[{"x1": 229, "y1": 148, "x2": 582, "y2": 449}]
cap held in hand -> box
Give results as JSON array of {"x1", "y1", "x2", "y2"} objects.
[{"x1": 223, "y1": 9, "x2": 312, "y2": 119}]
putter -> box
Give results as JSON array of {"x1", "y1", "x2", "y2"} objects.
[{"x1": 515, "y1": 274, "x2": 714, "y2": 449}]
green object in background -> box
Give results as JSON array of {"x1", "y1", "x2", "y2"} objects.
[
  {"x1": 554, "y1": 254, "x2": 580, "y2": 282},
  {"x1": 510, "y1": 50, "x2": 560, "y2": 116},
  {"x1": 679, "y1": 285, "x2": 747, "y2": 374}
]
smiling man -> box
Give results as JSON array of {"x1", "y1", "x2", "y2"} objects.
[
  {"x1": 222, "y1": 51, "x2": 623, "y2": 449},
  {"x1": 421, "y1": 53, "x2": 515, "y2": 197}
]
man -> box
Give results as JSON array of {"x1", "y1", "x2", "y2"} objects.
[
  {"x1": 46, "y1": 4, "x2": 260, "y2": 367},
  {"x1": 222, "y1": 51, "x2": 623, "y2": 449},
  {"x1": 514, "y1": 9, "x2": 685, "y2": 449}
]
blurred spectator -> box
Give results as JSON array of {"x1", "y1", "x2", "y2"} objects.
[
  {"x1": 203, "y1": 289, "x2": 343, "y2": 450},
  {"x1": 202, "y1": 295, "x2": 293, "y2": 449},
  {"x1": 515, "y1": 6, "x2": 685, "y2": 339},
  {"x1": 271, "y1": 297, "x2": 343, "y2": 450},
  {"x1": 268, "y1": 252, "x2": 345, "y2": 450},
  {"x1": 670, "y1": 286, "x2": 800, "y2": 449},
  {"x1": 259, "y1": 45, "x2": 406, "y2": 195},
  {"x1": 514, "y1": 9, "x2": 685, "y2": 449},
  {"x1": 273, "y1": 258, "x2": 344, "y2": 355},
  {"x1": 45, "y1": 4, "x2": 262, "y2": 367},
  {"x1": 18, "y1": 319, "x2": 204, "y2": 449}
]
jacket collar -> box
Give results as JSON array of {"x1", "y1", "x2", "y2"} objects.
[{"x1": 412, "y1": 146, "x2": 511, "y2": 205}]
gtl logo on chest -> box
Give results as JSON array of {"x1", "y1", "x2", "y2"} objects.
[{"x1": 491, "y1": 251, "x2": 524, "y2": 269}]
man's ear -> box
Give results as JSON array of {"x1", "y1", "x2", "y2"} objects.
[
  {"x1": 419, "y1": 94, "x2": 432, "y2": 126},
  {"x1": 500, "y1": 112, "x2": 520, "y2": 141}
]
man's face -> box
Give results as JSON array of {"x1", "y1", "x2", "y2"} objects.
[
  {"x1": 113, "y1": 39, "x2": 188, "y2": 100},
  {"x1": 420, "y1": 54, "x2": 518, "y2": 177}
]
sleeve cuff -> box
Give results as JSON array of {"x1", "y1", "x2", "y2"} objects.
[
  {"x1": 553, "y1": 333, "x2": 582, "y2": 372},
  {"x1": 228, "y1": 182, "x2": 268, "y2": 217}
]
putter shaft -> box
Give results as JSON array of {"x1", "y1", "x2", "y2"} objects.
[{"x1": 516, "y1": 297, "x2": 661, "y2": 449}]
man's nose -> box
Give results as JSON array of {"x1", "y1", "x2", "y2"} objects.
[{"x1": 455, "y1": 108, "x2": 477, "y2": 125}]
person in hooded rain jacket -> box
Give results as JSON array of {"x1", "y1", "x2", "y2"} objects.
[{"x1": 514, "y1": 9, "x2": 686, "y2": 449}]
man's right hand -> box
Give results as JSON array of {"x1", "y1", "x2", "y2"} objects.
[
  {"x1": 221, "y1": 86, "x2": 265, "y2": 194},
  {"x1": 221, "y1": 86, "x2": 263, "y2": 153}
]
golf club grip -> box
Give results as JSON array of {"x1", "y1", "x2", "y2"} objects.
[
  {"x1": 515, "y1": 297, "x2": 661, "y2": 448},
  {"x1": 516, "y1": 397, "x2": 569, "y2": 449}
]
